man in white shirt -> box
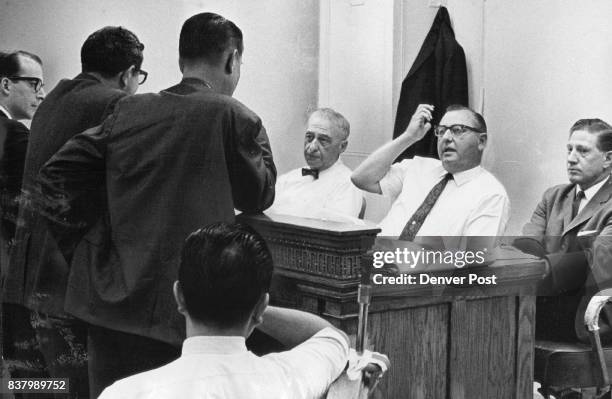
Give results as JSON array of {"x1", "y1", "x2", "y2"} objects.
[
  {"x1": 99, "y1": 222, "x2": 351, "y2": 399},
  {"x1": 352, "y1": 104, "x2": 509, "y2": 239},
  {"x1": 268, "y1": 108, "x2": 362, "y2": 222}
]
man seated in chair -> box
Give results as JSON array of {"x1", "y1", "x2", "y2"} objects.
[
  {"x1": 267, "y1": 108, "x2": 363, "y2": 222},
  {"x1": 352, "y1": 104, "x2": 509, "y2": 240},
  {"x1": 517, "y1": 119, "x2": 612, "y2": 343},
  {"x1": 99, "y1": 222, "x2": 353, "y2": 398}
]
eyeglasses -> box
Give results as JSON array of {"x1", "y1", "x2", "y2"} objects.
[
  {"x1": 137, "y1": 69, "x2": 148, "y2": 85},
  {"x1": 7, "y1": 76, "x2": 44, "y2": 92},
  {"x1": 433, "y1": 124, "x2": 485, "y2": 138}
]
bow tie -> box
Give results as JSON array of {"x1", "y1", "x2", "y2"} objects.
[{"x1": 301, "y1": 168, "x2": 319, "y2": 179}]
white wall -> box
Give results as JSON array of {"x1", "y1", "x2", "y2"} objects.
[
  {"x1": 0, "y1": 0, "x2": 319, "y2": 175},
  {"x1": 484, "y1": 0, "x2": 612, "y2": 234}
]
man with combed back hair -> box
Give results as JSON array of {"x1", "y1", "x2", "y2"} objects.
[
  {"x1": 518, "y1": 119, "x2": 612, "y2": 344},
  {"x1": 2, "y1": 28, "x2": 144, "y2": 397},
  {"x1": 99, "y1": 222, "x2": 350, "y2": 399},
  {"x1": 36, "y1": 12, "x2": 276, "y2": 397}
]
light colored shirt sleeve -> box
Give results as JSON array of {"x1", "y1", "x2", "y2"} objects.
[
  {"x1": 379, "y1": 159, "x2": 412, "y2": 201},
  {"x1": 322, "y1": 179, "x2": 363, "y2": 218},
  {"x1": 265, "y1": 327, "x2": 350, "y2": 398},
  {"x1": 465, "y1": 192, "x2": 510, "y2": 236}
]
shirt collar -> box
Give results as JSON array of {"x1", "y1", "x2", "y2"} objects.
[
  {"x1": 182, "y1": 335, "x2": 247, "y2": 356},
  {"x1": 439, "y1": 164, "x2": 482, "y2": 186},
  {"x1": 580, "y1": 176, "x2": 609, "y2": 202},
  {"x1": 317, "y1": 158, "x2": 344, "y2": 178},
  {"x1": 0, "y1": 105, "x2": 12, "y2": 119}
]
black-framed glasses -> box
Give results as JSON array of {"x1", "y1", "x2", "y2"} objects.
[
  {"x1": 433, "y1": 124, "x2": 485, "y2": 138},
  {"x1": 7, "y1": 76, "x2": 44, "y2": 92},
  {"x1": 137, "y1": 69, "x2": 148, "y2": 85}
]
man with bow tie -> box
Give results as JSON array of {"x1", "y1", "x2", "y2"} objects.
[{"x1": 267, "y1": 108, "x2": 362, "y2": 222}]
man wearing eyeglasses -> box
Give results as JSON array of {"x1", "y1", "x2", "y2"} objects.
[
  {"x1": 2, "y1": 27, "x2": 144, "y2": 398},
  {"x1": 352, "y1": 104, "x2": 509, "y2": 239},
  {"x1": 0, "y1": 51, "x2": 45, "y2": 248},
  {"x1": 35, "y1": 13, "x2": 275, "y2": 397}
]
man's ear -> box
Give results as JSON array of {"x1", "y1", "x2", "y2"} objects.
[
  {"x1": 603, "y1": 150, "x2": 612, "y2": 169},
  {"x1": 119, "y1": 65, "x2": 136, "y2": 88},
  {"x1": 478, "y1": 133, "x2": 488, "y2": 150},
  {"x1": 224, "y1": 49, "x2": 239, "y2": 75},
  {"x1": 339, "y1": 139, "x2": 348, "y2": 154},
  {"x1": 0, "y1": 77, "x2": 11, "y2": 95},
  {"x1": 173, "y1": 281, "x2": 187, "y2": 315},
  {"x1": 252, "y1": 293, "x2": 269, "y2": 327}
]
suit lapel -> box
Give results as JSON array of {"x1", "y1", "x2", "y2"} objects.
[{"x1": 563, "y1": 177, "x2": 612, "y2": 236}]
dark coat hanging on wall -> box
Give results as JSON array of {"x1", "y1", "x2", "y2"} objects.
[{"x1": 393, "y1": 6, "x2": 469, "y2": 161}]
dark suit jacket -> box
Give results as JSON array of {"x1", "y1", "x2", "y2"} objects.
[
  {"x1": 3, "y1": 73, "x2": 126, "y2": 317},
  {"x1": 393, "y1": 6, "x2": 469, "y2": 161},
  {"x1": 0, "y1": 113, "x2": 28, "y2": 274},
  {"x1": 37, "y1": 78, "x2": 276, "y2": 345},
  {"x1": 521, "y1": 178, "x2": 612, "y2": 342}
]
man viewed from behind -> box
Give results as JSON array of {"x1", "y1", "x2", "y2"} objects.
[
  {"x1": 518, "y1": 119, "x2": 612, "y2": 343},
  {"x1": 99, "y1": 222, "x2": 350, "y2": 398},
  {"x1": 352, "y1": 104, "x2": 509, "y2": 239},
  {"x1": 36, "y1": 12, "x2": 276, "y2": 397},
  {"x1": 267, "y1": 108, "x2": 363, "y2": 222},
  {"x1": 2, "y1": 27, "x2": 144, "y2": 398}
]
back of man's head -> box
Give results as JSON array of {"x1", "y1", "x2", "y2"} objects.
[
  {"x1": 81, "y1": 26, "x2": 144, "y2": 77},
  {"x1": 0, "y1": 51, "x2": 42, "y2": 78},
  {"x1": 178, "y1": 222, "x2": 273, "y2": 328},
  {"x1": 179, "y1": 12, "x2": 243, "y2": 65},
  {"x1": 570, "y1": 118, "x2": 612, "y2": 152}
]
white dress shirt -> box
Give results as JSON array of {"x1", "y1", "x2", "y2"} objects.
[
  {"x1": 378, "y1": 156, "x2": 510, "y2": 237},
  {"x1": 99, "y1": 327, "x2": 349, "y2": 399},
  {"x1": 577, "y1": 177, "x2": 608, "y2": 214},
  {"x1": 0, "y1": 105, "x2": 12, "y2": 119},
  {"x1": 267, "y1": 159, "x2": 363, "y2": 222}
]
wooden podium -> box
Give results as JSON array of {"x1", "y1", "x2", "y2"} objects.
[{"x1": 238, "y1": 213, "x2": 546, "y2": 399}]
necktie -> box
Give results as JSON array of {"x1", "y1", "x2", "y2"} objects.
[
  {"x1": 301, "y1": 168, "x2": 319, "y2": 179},
  {"x1": 398, "y1": 173, "x2": 453, "y2": 241},
  {"x1": 571, "y1": 189, "x2": 585, "y2": 220}
]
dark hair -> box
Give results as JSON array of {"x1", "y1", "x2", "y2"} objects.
[
  {"x1": 81, "y1": 26, "x2": 144, "y2": 77},
  {"x1": 569, "y1": 119, "x2": 612, "y2": 152},
  {"x1": 0, "y1": 51, "x2": 43, "y2": 77},
  {"x1": 179, "y1": 12, "x2": 243, "y2": 64},
  {"x1": 178, "y1": 222, "x2": 273, "y2": 327},
  {"x1": 445, "y1": 104, "x2": 487, "y2": 133}
]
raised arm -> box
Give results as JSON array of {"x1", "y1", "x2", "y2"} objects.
[
  {"x1": 351, "y1": 104, "x2": 434, "y2": 194},
  {"x1": 256, "y1": 305, "x2": 348, "y2": 349}
]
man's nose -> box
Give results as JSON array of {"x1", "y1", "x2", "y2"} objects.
[
  {"x1": 567, "y1": 149, "x2": 578, "y2": 163},
  {"x1": 305, "y1": 141, "x2": 319, "y2": 153},
  {"x1": 37, "y1": 87, "x2": 46, "y2": 101}
]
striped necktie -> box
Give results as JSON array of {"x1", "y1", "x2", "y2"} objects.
[{"x1": 398, "y1": 173, "x2": 453, "y2": 241}]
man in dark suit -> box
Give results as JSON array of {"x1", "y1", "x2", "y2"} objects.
[
  {"x1": 519, "y1": 119, "x2": 612, "y2": 343},
  {"x1": 2, "y1": 27, "x2": 145, "y2": 397},
  {"x1": 36, "y1": 12, "x2": 276, "y2": 397},
  {"x1": 0, "y1": 51, "x2": 45, "y2": 266}
]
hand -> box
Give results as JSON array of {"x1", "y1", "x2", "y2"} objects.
[
  {"x1": 362, "y1": 363, "x2": 384, "y2": 392},
  {"x1": 402, "y1": 104, "x2": 434, "y2": 142}
]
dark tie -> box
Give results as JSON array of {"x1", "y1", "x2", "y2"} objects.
[
  {"x1": 398, "y1": 173, "x2": 453, "y2": 241},
  {"x1": 571, "y1": 189, "x2": 585, "y2": 220},
  {"x1": 301, "y1": 168, "x2": 319, "y2": 179}
]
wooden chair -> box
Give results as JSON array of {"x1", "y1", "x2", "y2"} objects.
[{"x1": 535, "y1": 294, "x2": 612, "y2": 398}]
